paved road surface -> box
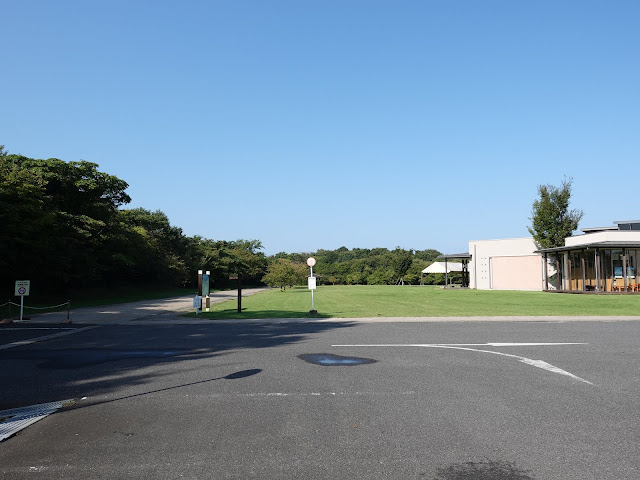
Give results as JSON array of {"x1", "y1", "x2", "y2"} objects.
[{"x1": 1, "y1": 317, "x2": 639, "y2": 479}]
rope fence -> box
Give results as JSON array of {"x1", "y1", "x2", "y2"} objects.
[
  {"x1": 7, "y1": 301, "x2": 70, "y2": 310},
  {"x1": 3, "y1": 300, "x2": 71, "y2": 323}
]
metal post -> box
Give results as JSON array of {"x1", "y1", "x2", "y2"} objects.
[
  {"x1": 623, "y1": 251, "x2": 628, "y2": 292},
  {"x1": 310, "y1": 266, "x2": 315, "y2": 311},
  {"x1": 66, "y1": 300, "x2": 71, "y2": 323},
  {"x1": 543, "y1": 253, "x2": 549, "y2": 291},
  {"x1": 595, "y1": 250, "x2": 600, "y2": 292},
  {"x1": 445, "y1": 258, "x2": 448, "y2": 287},
  {"x1": 20, "y1": 295, "x2": 24, "y2": 321},
  {"x1": 237, "y1": 276, "x2": 242, "y2": 313},
  {"x1": 205, "y1": 270, "x2": 211, "y2": 311}
]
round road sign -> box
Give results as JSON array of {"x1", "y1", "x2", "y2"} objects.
[
  {"x1": 18, "y1": 287, "x2": 26, "y2": 295},
  {"x1": 307, "y1": 257, "x2": 316, "y2": 267}
]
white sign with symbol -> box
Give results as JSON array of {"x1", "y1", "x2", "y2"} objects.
[{"x1": 15, "y1": 280, "x2": 30, "y2": 296}]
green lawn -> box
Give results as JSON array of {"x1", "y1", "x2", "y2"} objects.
[{"x1": 189, "y1": 285, "x2": 640, "y2": 319}]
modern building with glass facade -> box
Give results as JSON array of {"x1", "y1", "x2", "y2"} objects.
[
  {"x1": 447, "y1": 220, "x2": 640, "y2": 292},
  {"x1": 536, "y1": 220, "x2": 640, "y2": 293}
]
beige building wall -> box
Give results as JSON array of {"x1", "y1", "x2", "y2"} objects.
[
  {"x1": 490, "y1": 255, "x2": 544, "y2": 290},
  {"x1": 469, "y1": 237, "x2": 543, "y2": 290}
]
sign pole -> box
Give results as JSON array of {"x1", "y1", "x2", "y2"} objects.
[
  {"x1": 203, "y1": 270, "x2": 210, "y2": 311},
  {"x1": 194, "y1": 271, "x2": 203, "y2": 315},
  {"x1": 15, "y1": 280, "x2": 30, "y2": 322},
  {"x1": 310, "y1": 265, "x2": 315, "y2": 311},
  {"x1": 307, "y1": 257, "x2": 317, "y2": 315}
]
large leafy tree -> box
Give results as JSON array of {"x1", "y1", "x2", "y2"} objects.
[
  {"x1": 1, "y1": 154, "x2": 132, "y2": 290},
  {"x1": 391, "y1": 247, "x2": 413, "y2": 279},
  {"x1": 528, "y1": 178, "x2": 583, "y2": 249},
  {"x1": 1, "y1": 147, "x2": 269, "y2": 295},
  {"x1": 262, "y1": 259, "x2": 306, "y2": 290},
  {"x1": 227, "y1": 239, "x2": 268, "y2": 285}
]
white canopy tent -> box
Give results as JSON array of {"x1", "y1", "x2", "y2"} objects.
[
  {"x1": 421, "y1": 262, "x2": 463, "y2": 274},
  {"x1": 422, "y1": 261, "x2": 464, "y2": 287}
]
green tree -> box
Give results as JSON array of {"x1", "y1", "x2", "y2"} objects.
[
  {"x1": 391, "y1": 247, "x2": 413, "y2": 280},
  {"x1": 528, "y1": 178, "x2": 583, "y2": 249},
  {"x1": 345, "y1": 271, "x2": 366, "y2": 285},
  {"x1": 262, "y1": 259, "x2": 297, "y2": 290},
  {"x1": 0, "y1": 155, "x2": 132, "y2": 290},
  {"x1": 405, "y1": 258, "x2": 430, "y2": 285},
  {"x1": 414, "y1": 249, "x2": 441, "y2": 262},
  {"x1": 366, "y1": 268, "x2": 395, "y2": 285},
  {"x1": 227, "y1": 239, "x2": 267, "y2": 285},
  {"x1": 113, "y1": 208, "x2": 191, "y2": 286}
]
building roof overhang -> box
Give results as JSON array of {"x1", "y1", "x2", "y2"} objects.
[
  {"x1": 535, "y1": 241, "x2": 640, "y2": 254},
  {"x1": 437, "y1": 252, "x2": 472, "y2": 260},
  {"x1": 580, "y1": 226, "x2": 618, "y2": 233}
]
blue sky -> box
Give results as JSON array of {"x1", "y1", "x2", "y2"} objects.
[{"x1": 3, "y1": 1, "x2": 639, "y2": 255}]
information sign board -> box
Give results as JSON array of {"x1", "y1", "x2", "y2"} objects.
[
  {"x1": 202, "y1": 273, "x2": 210, "y2": 297},
  {"x1": 15, "y1": 280, "x2": 30, "y2": 296},
  {"x1": 308, "y1": 276, "x2": 317, "y2": 290}
]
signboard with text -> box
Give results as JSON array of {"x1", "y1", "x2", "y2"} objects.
[
  {"x1": 202, "y1": 273, "x2": 210, "y2": 296},
  {"x1": 15, "y1": 280, "x2": 30, "y2": 296},
  {"x1": 308, "y1": 276, "x2": 317, "y2": 290}
]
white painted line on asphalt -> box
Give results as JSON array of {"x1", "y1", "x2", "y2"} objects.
[
  {"x1": 190, "y1": 391, "x2": 416, "y2": 398},
  {"x1": 1, "y1": 327, "x2": 76, "y2": 331},
  {"x1": 332, "y1": 343, "x2": 592, "y2": 384},
  {"x1": 0, "y1": 326, "x2": 99, "y2": 351},
  {"x1": 332, "y1": 343, "x2": 588, "y2": 347}
]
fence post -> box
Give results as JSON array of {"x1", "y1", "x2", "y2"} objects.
[{"x1": 62, "y1": 300, "x2": 71, "y2": 324}]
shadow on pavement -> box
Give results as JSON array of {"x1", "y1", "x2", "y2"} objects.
[
  {"x1": 65, "y1": 368, "x2": 263, "y2": 412},
  {"x1": 0, "y1": 321, "x2": 356, "y2": 410}
]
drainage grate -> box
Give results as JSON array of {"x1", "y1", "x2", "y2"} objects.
[{"x1": 0, "y1": 399, "x2": 75, "y2": 442}]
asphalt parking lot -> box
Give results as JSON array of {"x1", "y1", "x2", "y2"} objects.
[{"x1": 1, "y1": 317, "x2": 639, "y2": 479}]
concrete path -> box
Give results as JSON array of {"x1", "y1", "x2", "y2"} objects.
[{"x1": 26, "y1": 287, "x2": 271, "y2": 325}]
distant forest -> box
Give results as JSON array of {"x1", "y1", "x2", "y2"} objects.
[
  {"x1": 268, "y1": 248, "x2": 444, "y2": 287},
  {"x1": 1, "y1": 148, "x2": 446, "y2": 296}
]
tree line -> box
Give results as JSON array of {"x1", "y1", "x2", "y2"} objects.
[
  {"x1": 263, "y1": 247, "x2": 445, "y2": 288},
  {"x1": 0, "y1": 147, "x2": 266, "y2": 296},
  {"x1": 1, "y1": 147, "x2": 448, "y2": 297}
]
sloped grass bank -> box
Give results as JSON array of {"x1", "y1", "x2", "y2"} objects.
[{"x1": 189, "y1": 285, "x2": 640, "y2": 319}]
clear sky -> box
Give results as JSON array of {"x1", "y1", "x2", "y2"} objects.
[{"x1": 3, "y1": 0, "x2": 639, "y2": 255}]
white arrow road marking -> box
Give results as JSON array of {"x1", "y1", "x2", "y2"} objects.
[{"x1": 331, "y1": 343, "x2": 592, "y2": 384}]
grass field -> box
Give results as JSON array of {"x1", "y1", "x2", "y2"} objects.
[{"x1": 190, "y1": 285, "x2": 640, "y2": 319}]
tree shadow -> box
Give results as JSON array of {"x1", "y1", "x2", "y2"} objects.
[
  {"x1": 65, "y1": 368, "x2": 263, "y2": 412},
  {"x1": 0, "y1": 320, "x2": 356, "y2": 410}
]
